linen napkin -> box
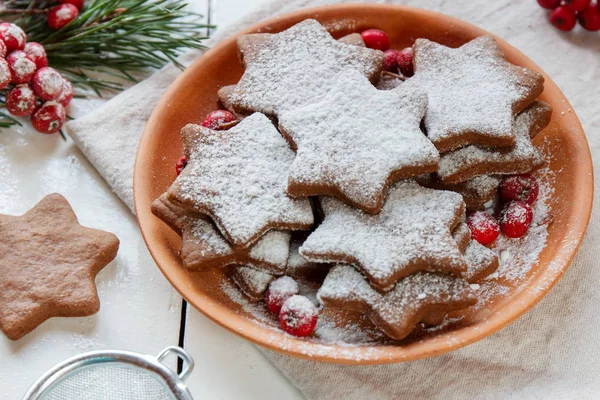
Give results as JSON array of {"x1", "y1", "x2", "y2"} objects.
[{"x1": 66, "y1": 1, "x2": 600, "y2": 399}]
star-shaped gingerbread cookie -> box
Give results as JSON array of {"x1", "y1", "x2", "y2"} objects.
[
  {"x1": 0, "y1": 194, "x2": 119, "y2": 340},
  {"x1": 417, "y1": 174, "x2": 502, "y2": 210},
  {"x1": 318, "y1": 265, "x2": 477, "y2": 340},
  {"x1": 231, "y1": 19, "x2": 384, "y2": 117},
  {"x1": 406, "y1": 36, "x2": 544, "y2": 153},
  {"x1": 437, "y1": 101, "x2": 551, "y2": 184},
  {"x1": 152, "y1": 194, "x2": 291, "y2": 273},
  {"x1": 278, "y1": 70, "x2": 439, "y2": 214},
  {"x1": 300, "y1": 180, "x2": 468, "y2": 291},
  {"x1": 167, "y1": 113, "x2": 314, "y2": 247}
]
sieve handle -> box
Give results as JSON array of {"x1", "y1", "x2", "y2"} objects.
[{"x1": 157, "y1": 346, "x2": 195, "y2": 381}]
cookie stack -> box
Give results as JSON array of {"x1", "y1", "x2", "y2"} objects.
[{"x1": 152, "y1": 19, "x2": 551, "y2": 340}]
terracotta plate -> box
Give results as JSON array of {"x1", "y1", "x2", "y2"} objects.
[{"x1": 134, "y1": 4, "x2": 593, "y2": 364}]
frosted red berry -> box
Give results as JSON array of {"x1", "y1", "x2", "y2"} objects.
[
  {"x1": 59, "y1": 0, "x2": 85, "y2": 10},
  {"x1": 175, "y1": 156, "x2": 187, "y2": 175},
  {"x1": 279, "y1": 295, "x2": 318, "y2": 337},
  {"x1": 500, "y1": 174, "x2": 539, "y2": 205},
  {"x1": 499, "y1": 201, "x2": 534, "y2": 238},
  {"x1": 0, "y1": 23, "x2": 26, "y2": 52},
  {"x1": 56, "y1": 79, "x2": 74, "y2": 107},
  {"x1": 383, "y1": 49, "x2": 400, "y2": 72},
  {"x1": 201, "y1": 110, "x2": 236, "y2": 130},
  {"x1": 360, "y1": 29, "x2": 390, "y2": 51},
  {"x1": 0, "y1": 40, "x2": 6, "y2": 59},
  {"x1": 265, "y1": 276, "x2": 299, "y2": 315},
  {"x1": 537, "y1": 0, "x2": 562, "y2": 9},
  {"x1": 467, "y1": 211, "x2": 500, "y2": 245},
  {"x1": 24, "y1": 42, "x2": 48, "y2": 69},
  {"x1": 32, "y1": 67, "x2": 64, "y2": 101},
  {"x1": 0, "y1": 58, "x2": 11, "y2": 90},
  {"x1": 48, "y1": 4, "x2": 79, "y2": 30},
  {"x1": 6, "y1": 84, "x2": 36, "y2": 117},
  {"x1": 549, "y1": 6, "x2": 577, "y2": 30},
  {"x1": 6, "y1": 51, "x2": 36, "y2": 84},
  {"x1": 563, "y1": 0, "x2": 591, "y2": 12},
  {"x1": 31, "y1": 101, "x2": 66, "y2": 134},
  {"x1": 397, "y1": 47, "x2": 414, "y2": 77},
  {"x1": 578, "y1": 4, "x2": 600, "y2": 30}
]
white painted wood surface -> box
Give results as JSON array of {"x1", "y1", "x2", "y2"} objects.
[{"x1": 0, "y1": 0, "x2": 303, "y2": 398}]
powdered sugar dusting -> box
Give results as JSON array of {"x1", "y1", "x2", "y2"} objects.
[{"x1": 278, "y1": 69, "x2": 438, "y2": 211}]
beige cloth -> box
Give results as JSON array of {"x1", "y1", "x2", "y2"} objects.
[{"x1": 66, "y1": 1, "x2": 600, "y2": 399}]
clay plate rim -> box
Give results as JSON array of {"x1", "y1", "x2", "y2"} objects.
[{"x1": 134, "y1": 4, "x2": 594, "y2": 364}]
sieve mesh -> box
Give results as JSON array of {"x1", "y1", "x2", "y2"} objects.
[{"x1": 39, "y1": 363, "x2": 176, "y2": 400}]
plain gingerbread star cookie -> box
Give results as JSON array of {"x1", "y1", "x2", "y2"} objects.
[
  {"x1": 231, "y1": 19, "x2": 384, "y2": 117},
  {"x1": 278, "y1": 70, "x2": 439, "y2": 214},
  {"x1": 318, "y1": 265, "x2": 477, "y2": 340},
  {"x1": 0, "y1": 194, "x2": 119, "y2": 340},
  {"x1": 300, "y1": 180, "x2": 468, "y2": 291},
  {"x1": 152, "y1": 194, "x2": 291, "y2": 274},
  {"x1": 406, "y1": 35, "x2": 544, "y2": 153},
  {"x1": 167, "y1": 113, "x2": 314, "y2": 248}
]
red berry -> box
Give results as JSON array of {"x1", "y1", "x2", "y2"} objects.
[
  {"x1": 0, "y1": 23, "x2": 26, "y2": 53},
  {"x1": 537, "y1": 0, "x2": 562, "y2": 8},
  {"x1": 564, "y1": 0, "x2": 591, "y2": 12},
  {"x1": 578, "y1": 3, "x2": 600, "y2": 30},
  {"x1": 279, "y1": 295, "x2": 318, "y2": 337},
  {"x1": 6, "y1": 84, "x2": 36, "y2": 117},
  {"x1": 24, "y1": 42, "x2": 48, "y2": 69},
  {"x1": 360, "y1": 29, "x2": 390, "y2": 51},
  {"x1": 549, "y1": 6, "x2": 578, "y2": 30},
  {"x1": 499, "y1": 201, "x2": 534, "y2": 238},
  {"x1": 32, "y1": 67, "x2": 64, "y2": 101},
  {"x1": 0, "y1": 40, "x2": 6, "y2": 59},
  {"x1": 31, "y1": 101, "x2": 66, "y2": 134},
  {"x1": 56, "y1": 79, "x2": 74, "y2": 107},
  {"x1": 6, "y1": 51, "x2": 36, "y2": 84},
  {"x1": 59, "y1": 0, "x2": 84, "y2": 10},
  {"x1": 175, "y1": 156, "x2": 187, "y2": 175},
  {"x1": 201, "y1": 110, "x2": 236, "y2": 130},
  {"x1": 397, "y1": 47, "x2": 414, "y2": 77},
  {"x1": 467, "y1": 211, "x2": 500, "y2": 245},
  {"x1": 265, "y1": 276, "x2": 298, "y2": 315},
  {"x1": 0, "y1": 58, "x2": 11, "y2": 90},
  {"x1": 48, "y1": 4, "x2": 79, "y2": 30},
  {"x1": 382, "y1": 49, "x2": 400, "y2": 72},
  {"x1": 500, "y1": 174, "x2": 540, "y2": 205}
]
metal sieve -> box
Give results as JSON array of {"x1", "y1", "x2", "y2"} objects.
[{"x1": 22, "y1": 346, "x2": 194, "y2": 400}]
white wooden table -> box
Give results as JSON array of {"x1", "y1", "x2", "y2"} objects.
[{"x1": 0, "y1": 0, "x2": 304, "y2": 398}]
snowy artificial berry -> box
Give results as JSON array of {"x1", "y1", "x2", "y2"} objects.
[
  {"x1": 397, "y1": 47, "x2": 414, "y2": 77},
  {"x1": 360, "y1": 29, "x2": 390, "y2": 51},
  {"x1": 6, "y1": 84, "x2": 36, "y2": 117},
  {"x1": 0, "y1": 23, "x2": 26, "y2": 53},
  {"x1": 201, "y1": 110, "x2": 236, "y2": 130},
  {"x1": 32, "y1": 67, "x2": 64, "y2": 101},
  {"x1": 549, "y1": 6, "x2": 578, "y2": 30},
  {"x1": 383, "y1": 49, "x2": 400, "y2": 72},
  {"x1": 578, "y1": 3, "x2": 600, "y2": 30},
  {"x1": 500, "y1": 174, "x2": 540, "y2": 205},
  {"x1": 0, "y1": 58, "x2": 11, "y2": 90},
  {"x1": 59, "y1": 0, "x2": 85, "y2": 10},
  {"x1": 499, "y1": 201, "x2": 534, "y2": 239},
  {"x1": 24, "y1": 42, "x2": 48, "y2": 69},
  {"x1": 563, "y1": 0, "x2": 591, "y2": 12},
  {"x1": 265, "y1": 276, "x2": 299, "y2": 315},
  {"x1": 537, "y1": 0, "x2": 562, "y2": 9},
  {"x1": 279, "y1": 295, "x2": 318, "y2": 337},
  {"x1": 0, "y1": 40, "x2": 6, "y2": 59},
  {"x1": 175, "y1": 156, "x2": 187, "y2": 175},
  {"x1": 56, "y1": 79, "x2": 74, "y2": 107},
  {"x1": 48, "y1": 4, "x2": 79, "y2": 30},
  {"x1": 467, "y1": 211, "x2": 500, "y2": 245},
  {"x1": 6, "y1": 51, "x2": 36, "y2": 84},
  {"x1": 31, "y1": 101, "x2": 66, "y2": 134}
]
